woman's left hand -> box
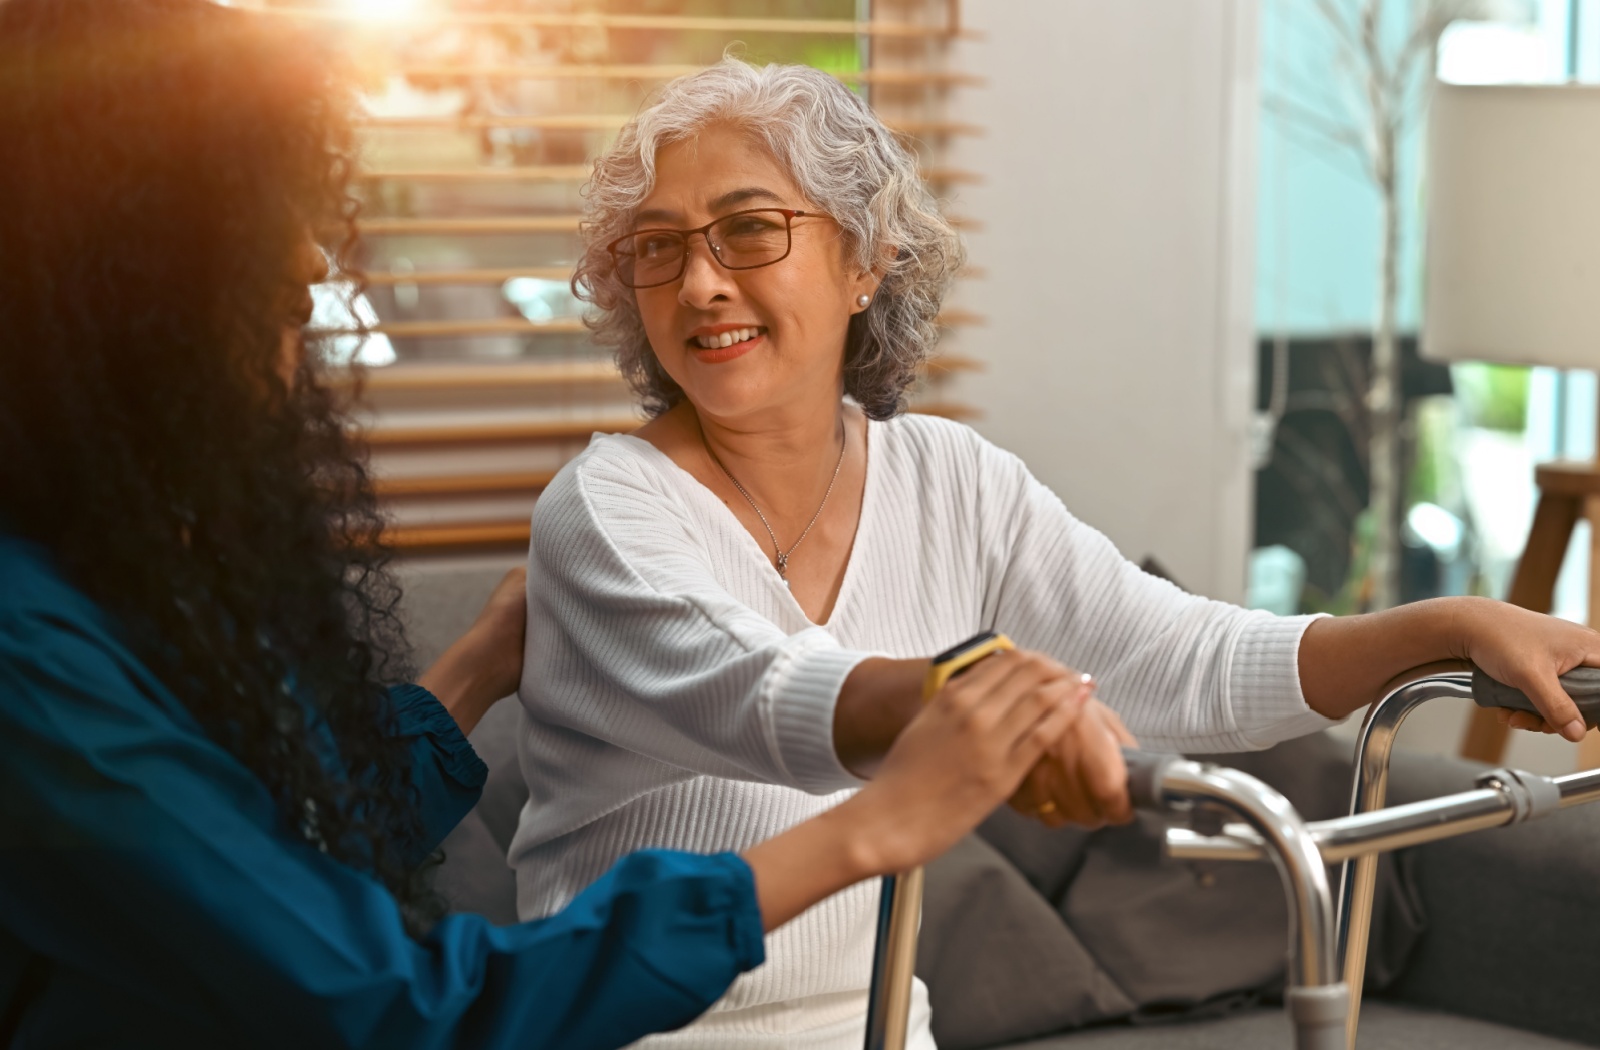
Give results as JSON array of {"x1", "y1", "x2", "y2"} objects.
[
  {"x1": 418, "y1": 567, "x2": 528, "y2": 735},
  {"x1": 1009, "y1": 695, "x2": 1138, "y2": 829},
  {"x1": 1452, "y1": 598, "x2": 1600, "y2": 741}
]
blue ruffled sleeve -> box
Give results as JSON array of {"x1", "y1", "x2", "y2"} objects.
[
  {"x1": 0, "y1": 541, "x2": 765, "y2": 1049},
  {"x1": 385, "y1": 683, "x2": 488, "y2": 859}
]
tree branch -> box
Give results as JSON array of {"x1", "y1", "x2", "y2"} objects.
[
  {"x1": 1309, "y1": 0, "x2": 1365, "y2": 58},
  {"x1": 1264, "y1": 93, "x2": 1371, "y2": 157},
  {"x1": 1265, "y1": 93, "x2": 1379, "y2": 182}
]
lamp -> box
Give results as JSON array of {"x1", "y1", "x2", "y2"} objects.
[{"x1": 1422, "y1": 81, "x2": 1600, "y2": 766}]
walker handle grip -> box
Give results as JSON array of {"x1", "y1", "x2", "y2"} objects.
[
  {"x1": 1472, "y1": 666, "x2": 1600, "y2": 728},
  {"x1": 1123, "y1": 749, "x2": 1179, "y2": 810}
]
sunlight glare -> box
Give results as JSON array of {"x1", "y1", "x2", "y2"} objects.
[{"x1": 338, "y1": 0, "x2": 424, "y2": 22}]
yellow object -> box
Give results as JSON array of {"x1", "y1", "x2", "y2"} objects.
[{"x1": 921, "y1": 631, "x2": 1015, "y2": 702}]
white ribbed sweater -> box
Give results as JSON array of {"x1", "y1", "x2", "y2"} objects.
[{"x1": 510, "y1": 413, "x2": 1333, "y2": 1049}]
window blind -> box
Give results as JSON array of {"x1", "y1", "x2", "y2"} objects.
[{"x1": 248, "y1": 0, "x2": 981, "y2": 553}]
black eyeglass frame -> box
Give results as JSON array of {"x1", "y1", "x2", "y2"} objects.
[{"x1": 606, "y1": 208, "x2": 823, "y2": 290}]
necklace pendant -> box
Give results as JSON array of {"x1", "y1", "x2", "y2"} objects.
[{"x1": 775, "y1": 552, "x2": 789, "y2": 584}]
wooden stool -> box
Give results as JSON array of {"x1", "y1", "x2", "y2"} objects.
[{"x1": 1460, "y1": 461, "x2": 1600, "y2": 767}]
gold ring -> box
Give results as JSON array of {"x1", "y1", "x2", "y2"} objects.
[{"x1": 1036, "y1": 801, "x2": 1058, "y2": 817}]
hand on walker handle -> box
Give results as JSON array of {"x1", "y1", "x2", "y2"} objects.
[
  {"x1": 742, "y1": 649, "x2": 1096, "y2": 932},
  {"x1": 1474, "y1": 663, "x2": 1600, "y2": 739},
  {"x1": 1451, "y1": 600, "x2": 1600, "y2": 742},
  {"x1": 1008, "y1": 689, "x2": 1139, "y2": 829},
  {"x1": 847, "y1": 649, "x2": 1100, "y2": 874}
]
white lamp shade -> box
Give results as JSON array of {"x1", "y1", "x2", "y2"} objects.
[{"x1": 1424, "y1": 83, "x2": 1600, "y2": 368}]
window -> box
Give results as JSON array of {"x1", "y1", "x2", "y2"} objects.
[{"x1": 248, "y1": 0, "x2": 979, "y2": 553}]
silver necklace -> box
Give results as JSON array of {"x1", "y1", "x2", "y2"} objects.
[{"x1": 703, "y1": 419, "x2": 847, "y2": 588}]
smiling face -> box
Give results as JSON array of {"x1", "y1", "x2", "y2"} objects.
[{"x1": 630, "y1": 123, "x2": 876, "y2": 426}]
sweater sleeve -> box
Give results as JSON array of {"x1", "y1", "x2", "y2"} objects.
[
  {"x1": 523, "y1": 449, "x2": 873, "y2": 796},
  {"x1": 972, "y1": 436, "x2": 1337, "y2": 752},
  {"x1": 0, "y1": 610, "x2": 763, "y2": 1050}
]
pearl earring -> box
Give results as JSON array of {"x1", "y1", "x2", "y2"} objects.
[{"x1": 857, "y1": 294, "x2": 871, "y2": 307}]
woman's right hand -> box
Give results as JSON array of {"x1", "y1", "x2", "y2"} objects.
[
  {"x1": 744, "y1": 650, "x2": 1100, "y2": 931},
  {"x1": 837, "y1": 649, "x2": 1094, "y2": 876}
]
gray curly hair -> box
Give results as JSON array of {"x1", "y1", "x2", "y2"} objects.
[{"x1": 573, "y1": 58, "x2": 965, "y2": 420}]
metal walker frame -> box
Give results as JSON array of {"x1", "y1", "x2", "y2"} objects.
[{"x1": 864, "y1": 670, "x2": 1600, "y2": 1050}]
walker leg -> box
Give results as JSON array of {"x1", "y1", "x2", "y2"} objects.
[
  {"x1": 1333, "y1": 674, "x2": 1475, "y2": 1050},
  {"x1": 862, "y1": 868, "x2": 924, "y2": 1050}
]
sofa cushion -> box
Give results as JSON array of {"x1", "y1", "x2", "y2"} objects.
[
  {"x1": 919, "y1": 733, "x2": 1430, "y2": 1049},
  {"x1": 1382, "y1": 749, "x2": 1600, "y2": 1046},
  {"x1": 999, "y1": 1000, "x2": 1589, "y2": 1050},
  {"x1": 918, "y1": 835, "x2": 1134, "y2": 1050},
  {"x1": 1057, "y1": 814, "x2": 1290, "y2": 1009}
]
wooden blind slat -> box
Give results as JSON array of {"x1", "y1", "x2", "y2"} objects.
[
  {"x1": 358, "y1": 115, "x2": 628, "y2": 131},
  {"x1": 354, "y1": 115, "x2": 983, "y2": 137},
  {"x1": 359, "y1": 166, "x2": 981, "y2": 186},
  {"x1": 358, "y1": 264, "x2": 986, "y2": 287},
  {"x1": 258, "y1": 8, "x2": 968, "y2": 39},
  {"x1": 384, "y1": 64, "x2": 979, "y2": 87},
  {"x1": 360, "y1": 405, "x2": 974, "y2": 449},
  {"x1": 358, "y1": 216, "x2": 582, "y2": 236},
  {"x1": 382, "y1": 520, "x2": 533, "y2": 552},
  {"x1": 340, "y1": 354, "x2": 979, "y2": 392},
  {"x1": 363, "y1": 416, "x2": 643, "y2": 447},
  {"x1": 361, "y1": 166, "x2": 593, "y2": 183},
  {"x1": 340, "y1": 318, "x2": 588, "y2": 338},
  {"x1": 354, "y1": 361, "x2": 620, "y2": 389},
  {"x1": 375, "y1": 470, "x2": 558, "y2": 499},
  {"x1": 317, "y1": 312, "x2": 982, "y2": 340},
  {"x1": 357, "y1": 215, "x2": 973, "y2": 237},
  {"x1": 360, "y1": 267, "x2": 572, "y2": 287}
]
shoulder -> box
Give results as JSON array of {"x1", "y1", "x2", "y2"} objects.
[
  {"x1": 0, "y1": 533, "x2": 112, "y2": 641},
  {"x1": 528, "y1": 435, "x2": 701, "y2": 571},
  {"x1": 535, "y1": 435, "x2": 681, "y2": 526},
  {"x1": 0, "y1": 534, "x2": 164, "y2": 726},
  {"x1": 873, "y1": 412, "x2": 1030, "y2": 489}
]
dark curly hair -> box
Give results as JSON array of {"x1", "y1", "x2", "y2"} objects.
[{"x1": 0, "y1": 0, "x2": 436, "y2": 928}]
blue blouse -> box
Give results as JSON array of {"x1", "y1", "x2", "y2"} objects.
[{"x1": 0, "y1": 534, "x2": 764, "y2": 1048}]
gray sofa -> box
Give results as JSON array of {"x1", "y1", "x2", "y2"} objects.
[{"x1": 399, "y1": 560, "x2": 1600, "y2": 1050}]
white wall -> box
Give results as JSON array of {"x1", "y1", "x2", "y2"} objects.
[{"x1": 945, "y1": 0, "x2": 1260, "y2": 602}]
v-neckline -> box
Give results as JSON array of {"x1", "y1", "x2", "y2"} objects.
[{"x1": 611, "y1": 419, "x2": 877, "y2": 630}]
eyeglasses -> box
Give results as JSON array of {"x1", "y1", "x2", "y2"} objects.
[{"x1": 606, "y1": 208, "x2": 824, "y2": 290}]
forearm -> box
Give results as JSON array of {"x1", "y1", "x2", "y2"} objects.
[
  {"x1": 417, "y1": 638, "x2": 507, "y2": 737},
  {"x1": 740, "y1": 799, "x2": 883, "y2": 932},
  {"x1": 831, "y1": 656, "x2": 928, "y2": 777},
  {"x1": 1298, "y1": 597, "x2": 1481, "y2": 719}
]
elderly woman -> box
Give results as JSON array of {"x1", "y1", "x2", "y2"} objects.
[{"x1": 512, "y1": 59, "x2": 1599, "y2": 1048}]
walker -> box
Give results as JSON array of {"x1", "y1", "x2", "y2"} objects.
[{"x1": 863, "y1": 668, "x2": 1600, "y2": 1050}]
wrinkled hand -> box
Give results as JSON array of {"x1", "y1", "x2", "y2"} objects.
[
  {"x1": 1009, "y1": 689, "x2": 1137, "y2": 828},
  {"x1": 1456, "y1": 599, "x2": 1600, "y2": 741},
  {"x1": 851, "y1": 650, "x2": 1092, "y2": 873}
]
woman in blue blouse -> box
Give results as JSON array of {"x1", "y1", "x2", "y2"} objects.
[{"x1": 0, "y1": 1, "x2": 1094, "y2": 1046}]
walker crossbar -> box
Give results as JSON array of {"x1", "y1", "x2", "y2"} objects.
[
  {"x1": 862, "y1": 669, "x2": 1600, "y2": 1050},
  {"x1": 1164, "y1": 669, "x2": 1600, "y2": 1050},
  {"x1": 864, "y1": 750, "x2": 1351, "y2": 1050},
  {"x1": 1166, "y1": 763, "x2": 1600, "y2": 865}
]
